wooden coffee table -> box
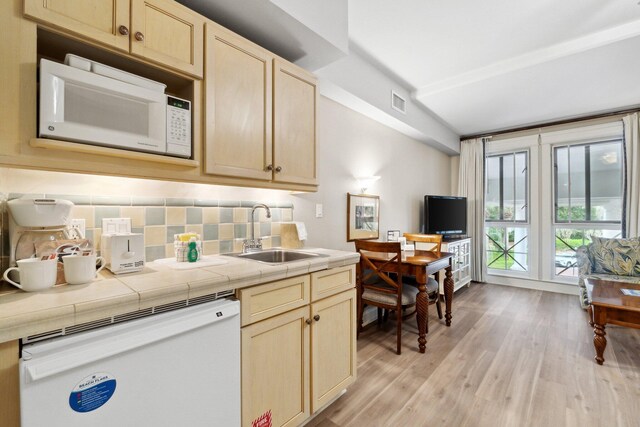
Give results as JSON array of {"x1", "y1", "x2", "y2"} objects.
[{"x1": 586, "y1": 278, "x2": 640, "y2": 365}]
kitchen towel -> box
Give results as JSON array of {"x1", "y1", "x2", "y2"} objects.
[{"x1": 294, "y1": 222, "x2": 308, "y2": 241}]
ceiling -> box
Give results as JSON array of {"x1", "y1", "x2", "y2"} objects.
[
  {"x1": 179, "y1": 0, "x2": 640, "y2": 150},
  {"x1": 349, "y1": 0, "x2": 640, "y2": 136}
]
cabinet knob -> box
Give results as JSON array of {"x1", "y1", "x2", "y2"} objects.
[
  {"x1": 313, "y1": 314, "x2": 320, "y2": 321},
  {"x1": 275, "y1": 166, "x2": 282, "y2": 173},
  {"x1": 305, "y1": 318, "x2": 312, "y2": 325},
  {"x1": 265, "y1": 164, "x2": 273, "y2": 172},
  {"x1": 135, "y1": 31, "x2": 145, "y2": 42},
  {"x1": 118, "y1": 25, "x2": 129, "y2": 36}
]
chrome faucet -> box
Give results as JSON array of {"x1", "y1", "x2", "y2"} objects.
[{"x1": 243, "y1": 203, "x2": 271, "y2": 253}]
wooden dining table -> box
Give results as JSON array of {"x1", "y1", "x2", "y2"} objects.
[{"x1": 360, "y1": 249, "x2": 455, "y2": 353}]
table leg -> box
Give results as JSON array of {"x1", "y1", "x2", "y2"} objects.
[
  {"x1": 415, "y1": 276, "x2": 428, "y2": 353},
  {"x1": 587, "y1": 304, "x2": 594, "y2": 327},
  {"x1": 444, "y1": 265, "x2": 454, "y2": 327},
  {"x1": 594, "y1": 322, "x2": 606, "y2": 365}
]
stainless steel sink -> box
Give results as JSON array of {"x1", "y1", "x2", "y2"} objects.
[{"x1": 224, "y1": 249, "x2": 328, "y2": 264}]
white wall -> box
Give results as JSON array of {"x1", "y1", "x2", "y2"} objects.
[
  {"x1": 293, "y1": 97, "x2": 452, "y2": 251},
  {"x1": 450, "y1": 155, "x2": 460, "y2": 195},
  {"x1": 270, "y1": 0, "x2": 348, "y2": 53},
  {"x1": 0, "y1": 96, "x2": 452, "y2": 251},
  {"x1": 316, "y1": 49, "x2": 461, "y2": 155}
]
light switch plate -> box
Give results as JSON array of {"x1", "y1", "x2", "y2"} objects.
[
  {"x1": 315, "y1": 203, "x2": 323, "y2": 218},
  {"x1": 102, "y1": 218, "x2": 132, "y2": 234}
]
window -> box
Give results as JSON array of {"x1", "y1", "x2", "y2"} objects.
[
  {"x1": 482, "y1": 121, "x2": 624, "y2": 285},
  {"x1": 485, "y1": 151, "x2": 529, "y2": 272},
  {"x1": 552, "y1": 140, "x2": 623, "y2": 277}
]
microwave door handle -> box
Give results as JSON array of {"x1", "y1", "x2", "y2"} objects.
[{"x1": 52, "y1": 76, "x2": 65, "y2": 123}]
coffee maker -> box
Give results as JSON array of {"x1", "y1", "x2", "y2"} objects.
[{"x1": 7, "y1": 198, "x2": 80, "y2": 267}]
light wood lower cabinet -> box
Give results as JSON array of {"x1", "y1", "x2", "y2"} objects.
[
  {"x1": 310, "y1": 289, "x2": 357, "y2": 411},
  {"x1": 0, "y1": 340, "x2": 20, "y2": 427},
  {"x1": 239, "y1": 266, "x2": 357, "y2": 427},
  {"x1": 242, "y1": 306, "x2": 310, "y2": 427}
]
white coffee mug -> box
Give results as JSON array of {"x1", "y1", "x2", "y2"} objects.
[
  {"x1": 3, "y1": 258, "x2": 58, "y2": 292},
  {"x1": 63, "y1": 254, "x2": 105, "y2": 285},
  {"x1": 398, "y1": 237, "x2": 407, "y2": 250}
]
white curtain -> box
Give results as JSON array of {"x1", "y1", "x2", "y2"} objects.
[
  {"x1": 458, "y1": 138, "x2": 486, "y2": 282},
  {"x1": 623, "y1": 114, "x2": 640, "y2": 238}
]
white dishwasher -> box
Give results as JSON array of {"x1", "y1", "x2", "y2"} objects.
[{"x1": 19, "y1": 297, "x2": 240, "y2": 427}]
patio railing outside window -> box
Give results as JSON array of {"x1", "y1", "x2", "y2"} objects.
[
  {"x1": 485, "y1": 151, "x2": 528, "y2": 272},
  {"x1": 553, "y1": 140, "x2": 623, "y2": 277},
  {"x1": 486, "y1": 226, "x2": 528, "y2": 271}
]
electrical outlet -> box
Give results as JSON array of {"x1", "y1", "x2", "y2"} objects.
[
  {"x1": 315, "y1": 203, "x2": 323, "y2": 218},
  {"x1": 70, "y1": 218, "x2": 86, "y2": 238}
]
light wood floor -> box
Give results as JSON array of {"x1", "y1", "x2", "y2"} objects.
[{"x1": 307, "y1": 283, "x2": 640, "y2": 427}]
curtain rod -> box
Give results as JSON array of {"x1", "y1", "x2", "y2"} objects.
[{"x1": 460, "y1": 106, "x2": 640, "y2": 141}]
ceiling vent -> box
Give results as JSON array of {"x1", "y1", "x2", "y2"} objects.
[
  {"x1": 391, "y1": 91, "x2": 407, "y2": 114},
  {"x1": 391, "y1": 90, "x2": 406, "y2": 114}
]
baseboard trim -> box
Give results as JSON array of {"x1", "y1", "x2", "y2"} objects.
[{"x1": 485, "y1": 275, "x2": 579, "y2": 295}]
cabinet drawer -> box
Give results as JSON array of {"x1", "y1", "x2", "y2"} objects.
[
  {"x1": 239, "y1": 275, "x2": 310, "y2": 326},
  {"x1": 310, "y1": 265, "x2": 355, "y2": 302}
]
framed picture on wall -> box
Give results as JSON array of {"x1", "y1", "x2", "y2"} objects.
[
  {"x1": 347, "y1": 193, "x2": 380, "y2": 241},
  {"x1": 387, "y1": 230, "x2": 401, "y2": 241}
]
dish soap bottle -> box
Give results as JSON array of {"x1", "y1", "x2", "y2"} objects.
[{"x1": 187, "y1": 237, "x2": 198, "y2": 263}]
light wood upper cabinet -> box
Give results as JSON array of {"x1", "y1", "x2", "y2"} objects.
[
  {"x1": 24, "y1": 0, "x2": 203, "y2": 77},
  {"x1": 130, "y1": 0, "x2": 203, "y2": 78},
  {"x1": 273, "y1": 60, "x2": 318, "y2": 186},
  {"x1": 204, "y1": 23, "x2": 273, "y2": 180},
  {"x1": 204, "y1": 25, "x2": 318, "y2": 188},
  {"x1": 16, "y1": 0, "x2": 318, "y2": 190},
  {"x1": 24, "y1": 0, "x2": 130, "y2": 52}
]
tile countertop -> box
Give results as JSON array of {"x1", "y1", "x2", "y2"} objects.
[{"x1": 0, "y1": 248, "x2": 359, "y2": 343}]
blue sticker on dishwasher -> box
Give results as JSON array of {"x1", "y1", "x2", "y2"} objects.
[{"x1": 69, "y1": 373, "x2": 116, "y2": 413}]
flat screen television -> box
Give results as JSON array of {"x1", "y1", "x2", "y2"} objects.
[{"x1": 424, "y1": 195, "x2": 467, "y2": 237}]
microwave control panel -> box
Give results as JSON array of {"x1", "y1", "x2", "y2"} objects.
[{"x1": 166, "y1": 96, "x2": 191, "y2": 158}]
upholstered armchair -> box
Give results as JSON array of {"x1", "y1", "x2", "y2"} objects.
[{"x1": 576, "y1": 237, "x2": 640, "y2": 308}]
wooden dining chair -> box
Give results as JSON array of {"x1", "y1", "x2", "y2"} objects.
[
  {"x1": 403, "y1": 233, "x2": 444, "y2": 320},
  {"x1": 354, "y1": 240, "x2": 418, "y2": 355}
]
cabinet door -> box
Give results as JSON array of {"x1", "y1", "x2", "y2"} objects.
[
  {"x1": 459, "y1": 240, "x2": 471, "y2": 283},
  {"x1": 310, "y1": 289, "x2": 357, "y2": 412},
  {"x1": 204, "y1": 23, "x2": 273, "y2": 180},
  {"x1": 0, "y1": 340, "x2": 19, "y2": 427},
  {"x1": 242, "y1": 306, "x2": 310, "y2": 427},
  {"x1": 24, "y1": 0, "x2": 130, "y2": 52},
  {"x1": 273, "y1": 59, "x2": 318, "y2": 185},
  {"x1": 130, "y1": 0, "x2": 204, "y2": 77}
]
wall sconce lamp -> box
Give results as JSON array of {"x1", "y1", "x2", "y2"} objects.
[{"x1": 356, "y1": 176, "x2": 380, "y2": 194}]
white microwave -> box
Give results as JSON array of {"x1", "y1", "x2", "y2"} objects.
[{"x1": 39, "y1": 55, "x2": 191, "y2": 158}]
